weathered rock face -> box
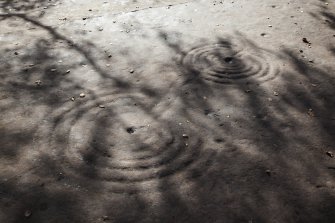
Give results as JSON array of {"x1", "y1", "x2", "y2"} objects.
[{"x1": 1, "y1": 0, "x2": 335, "y2": 222}]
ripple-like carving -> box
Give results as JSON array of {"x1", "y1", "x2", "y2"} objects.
[
  {"x1": 183, "y1": 43, "x2": 279, "y2": 84},
  {"x1": 39, "y1": 91, "x2": 214, "y2": 193}
]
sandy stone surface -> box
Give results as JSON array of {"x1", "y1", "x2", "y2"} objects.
[{"x1": 1, "y1": 0, "x2": 335, "y2": 222}]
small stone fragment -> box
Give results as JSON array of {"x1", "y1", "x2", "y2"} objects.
[
  {"x1": 99, "y1": 105, "x2": 105, "y2": 108},
  {"x1": 70, "y1": 97, "x2": 75, "y2": 101},
  {"x1": 102, "y1": 215, "x2": 110, "y2": 221},
  {"x1": 24, "y1": 210, "x2": 32, "y2": 218},
  {"x1": 57, "y1": 172, "x2": 64, "y2": 181},
  {"x1": 302, "y1": 37, "x2": 311, "y2": 44},
  {"x1": 129, "y1": 69, "x2": 134, "y2": 73},
  {"x1": 182, "y1": 134, "x2": 189, "y2": 138},
  {"x1": 66, "y1": 70, "x2": 71, "y2": 74},
  {"x1": 307, "y1": 108, "x2": 315, "y2": 117},
  {"x1": 79, "y1": 93, "x2": 86, "y2": 98},
  {"x1": 35, "y1": 80, "x2": 42, "y2": 86},
  {"x1": 326, "y1": 151, "x2": 334, "y2": 158},
  {"x1": 51, "y1": 68, "x2": 57, "y2": 72},
  {"x1": 126, "y1": 127, "x2": 135, "y2": 134},
  {"x1": 266, "y1": 169, "x2": 271, "y2": 176},
  {"x1": 273, "y1": 91, "x2": 279, "y2": 96}
]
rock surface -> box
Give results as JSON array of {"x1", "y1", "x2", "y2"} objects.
[{"x1": 0, "y1": 0, "x2": 335, "y2": 222}]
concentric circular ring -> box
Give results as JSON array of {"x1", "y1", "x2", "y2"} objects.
[
  {"x1": 182, "y1": 43, "x2": 279, "y2": 84},
  {"x1": 38, "y1": 90, "x2": 214, "y2": 193}
]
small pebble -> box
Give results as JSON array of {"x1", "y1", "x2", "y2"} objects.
[
  {"x1": 99, "y1": 105, "x2": 105, "y2": 108},
  {"x1": 102, "y1": 216, "x2": 110, "y2": 221},
  {"x1": 79, "y1": 93, "x2": 86, "y2": 98},
  {"x1": 307, "y1": 108, "x2": 315, "y2": 117},
  {"x1": 24, "y1": 210, "x2": 32, "y2": 218},
  {"x1": 35, "y1": 80, "x2": 42, "y2": 86},
  {"x1": 302, "y1": 37, "x2": 311, "y2": 44},
  {"x1": 126, "y1": 127, "x2": 135, "y2": 134},
  {"x1": 273, "y1": 91, "x2": 279, "y2": 96},
  {"x1": 129, "y1": 69, "x2": 134, "y2": 73},
  {"x1": 266, "y1": 170, "x2": 271, "y2": 176},
  {"x1": 182, "y1": 134, "x2": 189, "y2": 138},
  {"x1": 326, "y1": 151, "x2": 334, "y2": 158}
]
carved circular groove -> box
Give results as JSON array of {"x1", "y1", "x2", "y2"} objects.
[
  {"x1": 38, "y1": 91, "x2": 215, "y2": 193},
  {"x1": 182, "y1": 44, "x2": 279, "y2": 84}
]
